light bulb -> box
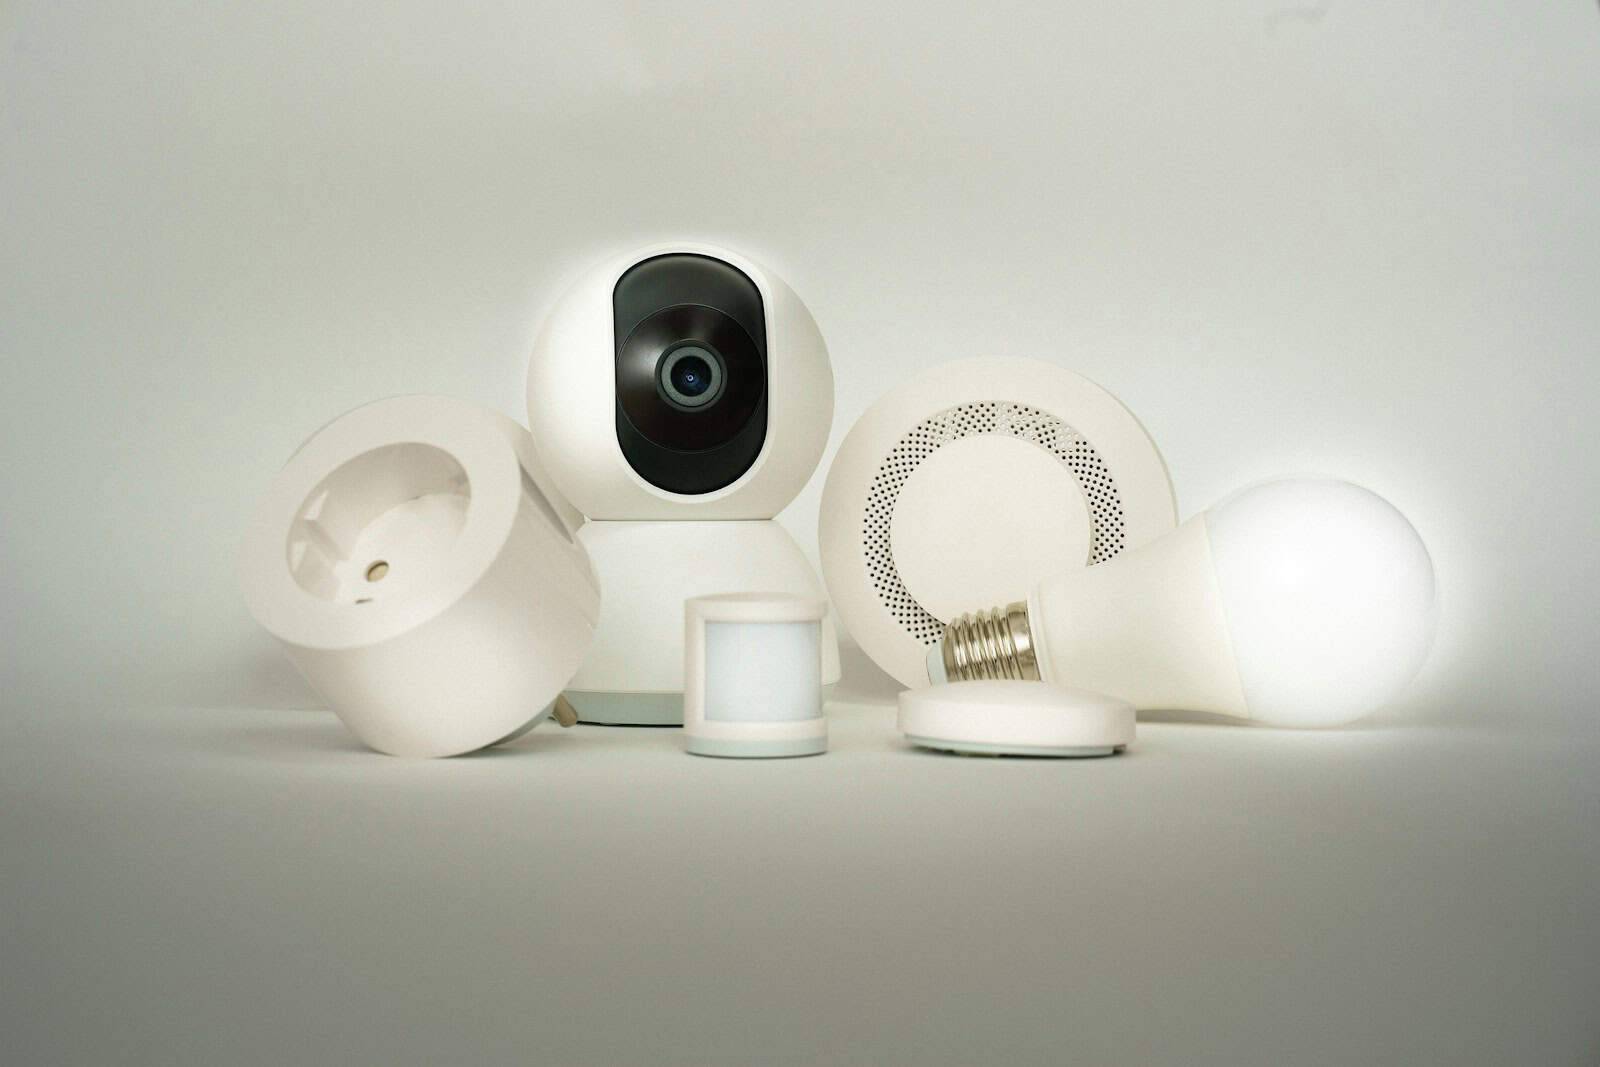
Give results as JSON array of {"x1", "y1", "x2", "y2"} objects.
[{"x1": 929, "y1": 479, "x2": 1436, "y2": 728}]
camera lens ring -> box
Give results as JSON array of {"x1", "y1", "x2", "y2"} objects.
[
  {"x1": 657, "y1": 343, "x2": 726, "y2": 410},
  {"x1": 616, "y1": 303, "x2": 765, "y2": 453}
]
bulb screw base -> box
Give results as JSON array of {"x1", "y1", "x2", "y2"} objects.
[{"x1": 939, "y1": 602, "x2": 1041, "y2": 682}]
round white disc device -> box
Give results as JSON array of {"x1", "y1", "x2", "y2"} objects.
[
  {"x1": 820, "y1": 357, "x2": 1175, "y2": 688},
  {"x1": 239, "y1": 396, "x2": 600, "y2": 757},
  {"x1": 897, "y1": 680, "x2": 1135, "y2": 757}
]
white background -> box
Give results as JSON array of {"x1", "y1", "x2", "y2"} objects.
[{"x1": 3, "y1": 4, "x2": 1597, "y2": 1064}]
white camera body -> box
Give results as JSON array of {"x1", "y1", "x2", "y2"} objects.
[
  {"x1": 527, "y1": 242, "x2": 839, "y2": 723},
  {"x1": 527, "y1": 242, "x2": 833, "y2": 519}
]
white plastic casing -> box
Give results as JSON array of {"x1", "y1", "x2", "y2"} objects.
[
  {"x1": 1028, "y1": 514, "x2": 1248, "y2": 715},
  {"x1": 1027, "y1": 479, "x2": 1436, "y2": 728},
  {"x1": 898, "y1": 680, "x2": 1134, "y2": 757},
  {"x1": 820, "y1": 356, "x2": 1176, "y2": 688},
  {"x1": 239, "y1": 396, "x2": 600, "y2": 757},
  {"x1": 683, "y1": 594, "x2": 828, "y2": 758},
  {"x1": 526, "y1": 242, "x2": 839, "y2": 723},
  {"x1": 525, "y1": 242, "x2": 834, "y2": 520}
]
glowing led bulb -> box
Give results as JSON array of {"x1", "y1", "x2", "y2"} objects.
[{"x1": 931, "y1": 479, "x2": 1436, "y2": 728}]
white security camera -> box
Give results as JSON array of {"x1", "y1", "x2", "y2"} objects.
[{"x1": 527, "y1": 243, "x2": 840, "y2": 723}]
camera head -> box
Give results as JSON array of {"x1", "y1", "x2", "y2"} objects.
[{"x1": 527, "y1": 243, "x2": 834, "y2": 520}]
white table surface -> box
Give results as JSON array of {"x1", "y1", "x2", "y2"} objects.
[{"x1": 4, "y1": 648, "x2": 1595, "y2": 1066}]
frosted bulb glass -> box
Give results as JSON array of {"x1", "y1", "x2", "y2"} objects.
[
  {"x1": 1206, "y1": 480, "x2": 1436, "y2": 726},
  {"x1": 933, "y1": 479, "x2": 1436, "y2": 728}
]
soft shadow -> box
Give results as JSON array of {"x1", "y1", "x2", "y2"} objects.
[
  {"x1": 222, "y1": 715, "x2": 369, "y2": 759},
  {"x1": 1138, "y1": 709, "x2": 1394, "y2": 734},
  {"x1": 830, "y1": 635, "x2": 903, "y2": 709},
  {"x1": 203, "y1": 711, "x2": 573, "y2": 764},
  {"x1": 180, "y1": 642, "x2": 324, "y2": 711},
  {"x1": 1138, "y1": 708, "x2": 1258, "y2": 726}
]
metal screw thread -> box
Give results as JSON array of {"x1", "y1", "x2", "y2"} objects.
[{"x1": 940, "y1": 601, "x2": 1041, "y2": 682}]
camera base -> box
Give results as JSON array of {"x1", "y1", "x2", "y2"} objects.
[
  {"x1": 566, "y1": 519, "x2": 840, "y2": 726},
  {"x1": 564, "y1": 691, "x2": 682, "y2": 726}
]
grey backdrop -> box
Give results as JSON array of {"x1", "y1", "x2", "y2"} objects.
[{"x1": 3, "y1": 3, "x2": 1597, "y2": 1065}]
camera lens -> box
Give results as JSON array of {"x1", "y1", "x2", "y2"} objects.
[
  {"x1": 617, "y1": 300, "x2": 764, "y2": 459},
  {"x1": 671, "y1": 354, "x2": 712, "y2": 397},
  {"x1": 658, "y1": 344, "x2": 725, "y2": 410}
]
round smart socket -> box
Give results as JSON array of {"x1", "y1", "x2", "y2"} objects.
[
  {"x1": 239, "y1": 396, "x2": 599, "y2": 758},
  {"x1": 898, "y1": 680, "x2": 1134, "y2": 758},
  {"x1": 820, "y1": 357, "x2": 1175, "y2": 688}
]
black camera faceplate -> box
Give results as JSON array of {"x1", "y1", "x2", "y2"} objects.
[
  {"x1": 616, "y1": 304, "x2": 763, "y2": 450},
  {"x1": 612, "y1": 254, "x2": 769, "y2": 495}
]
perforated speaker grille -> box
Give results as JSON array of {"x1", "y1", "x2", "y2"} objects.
[{"x1": 862, "y1": 401, "x2": 1127, "y2": 644}]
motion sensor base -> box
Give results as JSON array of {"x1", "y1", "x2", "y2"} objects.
[
  {"x1": 685, "y1": 735, "x2": 827, "y2": 759},
  {"x1": 570, "y1": 686, "x2": 840, "y2": 727}
]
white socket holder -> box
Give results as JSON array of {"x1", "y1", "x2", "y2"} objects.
[
  {"x1": 683, "y1": 593, "x2": 828, "y2": 758},
  {"x1": 239, "y1": 395, "x2": 600, "y2": 757}
]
